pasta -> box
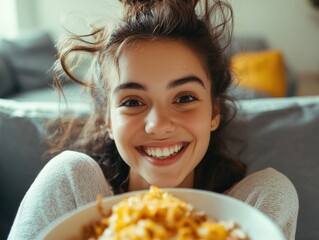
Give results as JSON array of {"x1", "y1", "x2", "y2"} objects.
[{"x1": 82, "y1": 186, "x2": 249, "y2": 240}]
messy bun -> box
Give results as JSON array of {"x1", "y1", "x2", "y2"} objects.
[
  {"x1": 109, "y1": 0, "x2": 233, "y2": 57},
  {"x1": 119, "y1": 0, "x2": 159, "y2": 17},
  {"x1": 119, "y1": 0, "x2": 155, "y2": 5},
  {"x1": 118, "y1": 0, "x2": 200, "y2": 21}
]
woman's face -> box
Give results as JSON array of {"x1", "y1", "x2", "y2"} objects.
[{"x1": 107, "y1": 39, "x2": 220, "y2": 191}]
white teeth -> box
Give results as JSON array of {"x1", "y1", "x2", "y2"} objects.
[
  {"x1": 175, "y1": 145, "x2": 179, "y2": 152},
  {"x1": 151, "y1": 148, "x2": 156, "y2": 156},
  {"x1": 143, "y1": 144, "x2": 184, "y2": 158},
  {"x1": 156, "y1": 148, "x2": 161, "y2": 157},
  {"x1": 163, "y1": 148, "x2": 170, "y2": 156}
]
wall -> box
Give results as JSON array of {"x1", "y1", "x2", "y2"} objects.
[
  {"x1": 0, "y1": 0, "x2": 18, "y2": 38},
  {"x1": 16, "y1": 0, "x2": 38, "y2": 30},
  {"x1": 32, "y1": 0, "x2": 121, "y2": 39},
  {"x1": 230, "y1": 0, "x2": 319, "y2": 73},
  {"x1": 10, "y1": 0, "x2": 319, "y2": 73}
]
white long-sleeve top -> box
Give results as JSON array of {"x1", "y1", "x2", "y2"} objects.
[{"x1": 7, "y1": 150, "x2": 298, "y2": 240}]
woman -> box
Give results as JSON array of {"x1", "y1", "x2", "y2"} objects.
[{"x1": 8, "y1": 0, "x2": 298, "y2": 239}]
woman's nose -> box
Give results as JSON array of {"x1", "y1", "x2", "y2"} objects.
[{"x1": 144, "y1": 107, "x2": 176, "y2": 136}]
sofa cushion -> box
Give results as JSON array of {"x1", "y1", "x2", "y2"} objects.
[
  {"x1": 224, "y1": 36, "x2": 269, "y2": 58},
  {"x1": 0, "y1": 31, "x2": 56, "y2": 93},
  {"x1": 0, "y1": 55, "x2": 15, "y2": 97},
  {"x1": 231, "y1": 50, "x2": 288, "y2": 97},
  {"x1": 224, "y1": 36, "x2": 297, "y2": 97}
]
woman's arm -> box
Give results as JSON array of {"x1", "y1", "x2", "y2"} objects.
[
  {"x1": 7, "y1": 150, "x2": 113, "y2": 240},
  {"x1": 226, "y1": 168, "x2": 299, "y2": 240}
]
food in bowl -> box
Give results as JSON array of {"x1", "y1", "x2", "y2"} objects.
[{"x1": 81, "y1": 186, "x2": 249, "y2": 240}]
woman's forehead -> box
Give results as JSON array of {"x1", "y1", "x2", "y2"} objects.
[{"x1": 115, "y1": 39, "x2": 210, "y2": 84}]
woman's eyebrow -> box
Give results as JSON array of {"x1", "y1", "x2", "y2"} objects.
[
  {"x1": 114, "y1": 82, "x2": 147, "y2": 93},
  {"x1": 168, "y1": 76, "x2": 206, "y2": 89},
  {"x1": 113, "y1": 75, "x2": 205, "y2": 93}
]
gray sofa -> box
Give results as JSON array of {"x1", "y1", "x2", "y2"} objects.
[{"x1": 1, "y1": 96, "x2": 319, "y2": 240}]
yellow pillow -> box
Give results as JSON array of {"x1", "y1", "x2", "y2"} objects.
[{"x1": 231, "y1": 50, "x2": 287, "y2": 97}]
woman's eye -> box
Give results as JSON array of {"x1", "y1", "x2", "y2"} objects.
[
  {"x1": 120, "y1": 99, "x2": 144, "y2": 107},
  {"x1": 175, "y1": 94, "x2": 198, "y2": 103}
]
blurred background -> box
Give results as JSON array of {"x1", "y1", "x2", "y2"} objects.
[
  {"x1": 0, "y1": 0, "x2": 319, "y2": 98},
  {"x1": 0, "y1": 1, "x2": 319, "y2": 239}
]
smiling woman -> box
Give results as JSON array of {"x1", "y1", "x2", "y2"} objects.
[
  {"x1": 7, "y1": 1, "x2": 298, "y2": 240},
  {"x1": 47, "y1": 0, "x2": 245, "y2": 196},
  {"x1": 109, "y1": 40, "x2": 218, "y2": 190}
]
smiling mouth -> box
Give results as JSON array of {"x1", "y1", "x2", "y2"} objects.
[{"x1": 140, "y1": 143, "x2": 185, "y2": 159}]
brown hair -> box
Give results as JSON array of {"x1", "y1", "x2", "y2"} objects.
[{"x1": 47, "y1": 0, "x2": 246, "y2": 194}]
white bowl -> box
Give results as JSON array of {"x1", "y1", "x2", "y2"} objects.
[{"x1": 40, "y1": 188, "x2": 285, "y2": 240}]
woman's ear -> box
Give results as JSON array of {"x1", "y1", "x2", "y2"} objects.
[
  {"x1": 105, "y1": 115, "x2": 114, "y2": 139},
  {"x1": 211, "y1": 113, "x2": 220, "y2": 131},
  {"x1": 211, "y1": 100, "x2": 220, "y2": 131},
  {"x1": 107, "y1": 128, "x2": 114, "y2": 139}
]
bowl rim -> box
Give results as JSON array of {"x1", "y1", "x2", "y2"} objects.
[{"x1": 40, "y1": 188, "x2": 286, "y2": 240}]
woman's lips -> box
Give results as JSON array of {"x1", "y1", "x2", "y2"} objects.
[
  {"x1": 138, "y1": 143, "x2": 188, "y2": 166},
  {"x1": 142, "y1": 143, "x2": 185, "y2": 158}
]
